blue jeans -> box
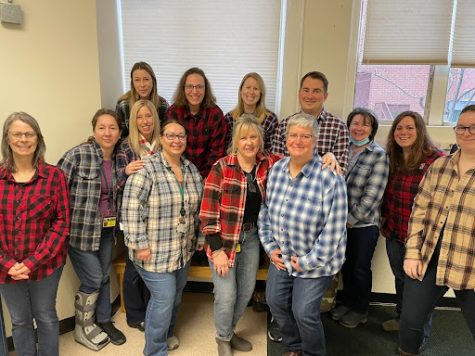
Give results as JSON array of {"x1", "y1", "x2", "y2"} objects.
[
  {"x1": 399, "y1": 238, "x2": 475, "y2": 353},
  {"x1": 124, "y1": 251, "x2": 150, "y2": 324},
  {"x1": 136, "y1": 262, "x2": 190, "y2": 356},
  {"x1": 0, "y1": 267, "x2": 63, "y2": 356},
  {"x1": 209, "y1": 228, "x2": 260, "y2": 341},
  {"x1": 386, "y1": 238, "x2": 432, "y2": 340},
  {"x1": 341, "y1": 226, "x2": 379, "y2": 313},
  {"x1": 68, "y1": 227, "x2": 114, "y2": 323},
  {"x1": 266, "y1": 264, "x2": 332, "y2": 356}
]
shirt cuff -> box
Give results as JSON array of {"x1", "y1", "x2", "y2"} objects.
[{"x1": 205, "y1": 233, "x2": 222, "y2": 251}]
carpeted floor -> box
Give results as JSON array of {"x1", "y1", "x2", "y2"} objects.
[{"x1": 268, "y1": 304, "x2": 474, "y2": 356}]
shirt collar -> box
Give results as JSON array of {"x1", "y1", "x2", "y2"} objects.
[
  {"x1": 0, "y1": 160, "x2": 47, "y2": 181},
  {"x1": 158, "y1": 149, "x2": 190, "y2": 168},
  {"x1": 283, "y1": 154, "x2": 322, "y2": 178}
]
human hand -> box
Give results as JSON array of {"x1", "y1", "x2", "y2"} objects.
[
  {"x1": 290, "y1": 256, "x2": 303, "y2": 272},
  {"x1": 213, "y1": 250, "x2": 229, "y2": 277},
  {"x1": 321, "y1": 152, "x2": 341, "y2": 175},
  {"x1": 135, "y1": 248, "x2": 152, "y2": 261},
  {"x1": 8, "y1": 262, "x2": 30, "y2": 280},
  {"x1": 125, "y1": 160, "x2": 145, "y2": 175},
  {"x1": 270, "y1": 249, "x2": 286, "y2": 271},
  {"x1": 404, "y1": 259, "x2": 423, "y2": 280}
]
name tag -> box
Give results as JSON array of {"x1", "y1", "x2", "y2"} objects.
[
  {"x1": 103, "y1": 216, "x2": 117, "y2": 228},
  {"x1": 235, "y1": 243, "x2": 241, "y2": 253}
]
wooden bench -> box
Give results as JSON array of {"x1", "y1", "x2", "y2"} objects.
[{"x1": 113, "y1": 255, "x2": 268, "y2": 313}]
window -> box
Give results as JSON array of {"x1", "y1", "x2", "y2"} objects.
[
  {"x1": 118, "y1": 0, "x2": 282, "y2": 114},
  {"x1": 353, "y1": 0, "x2": 475, "y2": 124}
]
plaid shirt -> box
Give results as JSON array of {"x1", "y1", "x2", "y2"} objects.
[
  {"x1": 0, "y1": 162, "x2": 70, "y2": 283},
  {"x1": 166, "y1": 104, "x2": 227, "y2": 178},
  {"x1": 121, "y1": 151, "x2": 203, "y2": 273},
  {"x1": 271, "y1": 109, "x2": 349, "y2": 173},
  {"x1": 116, "y1": 139, "x2": 140, "y2": 192},
  {"x1": 258, "y1": 155, "x2": 348, "y2": 278},
  {"x1": 200, "y1": 153, "x2": 281, "y2": 267},
  {"x1": 58, "y1": 142, "x2": 119, "y2": 251},
  {"x1": 345, "y1": 141, "x2": 389, "y2": 227},
  {"x1": 381, "y1": 150, "x2": 444, "y2": 243},
  {"x1": 224, "y1": 111, "x2": 279, "y2": 152},
  {"x1": 406, "y1": 151, "x2": 475, "y2": 289}
]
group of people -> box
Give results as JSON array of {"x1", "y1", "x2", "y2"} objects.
[{"x1": 0, "y1": 62, "x2": 473, "y2": 356}]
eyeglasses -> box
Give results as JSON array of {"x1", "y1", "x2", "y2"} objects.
[
  {"x1": 163, "y1": 133, "x2": 187, "y2": 141},
  {"x1": 9, "y1": 131, "x2": 37, "y2": 140},
  {"x1": 185, "y1": 84, "x2": 204, "y2": 92},
  {"x1": 453, "y1": 125, "x2": 475, "y2": 135},
  {"x1": 287, "y1": 133, "x2": 313, "y2": 142}
]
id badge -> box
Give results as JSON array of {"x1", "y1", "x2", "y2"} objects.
[
  {"x1": 235, "y1": 243, "x2": 241, "y2": 253},
  {"x1": 177, "y1": 217, "x2": 187, "y2": 234},
  {"x1": 103, "y1": 216, "x2": 117, "y2": 228}
]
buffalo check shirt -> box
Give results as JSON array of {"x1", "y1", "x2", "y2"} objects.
[
  {"x1": 406, "y1": 151, "x2": 475, "y2": 290},
  {"x1": 0, "y1": 161, "x2": 70, "y2": 283},
  {"x1": 166, "y1": 104, "x2": 227, "y2": 178},
  {"x1": 271, "y1": 109, "x2": 349, "y2": 173},
  {"x1": 258, "y1": 154, "x2": 348, "y2": 278},
  {"x1": 200, "y1": 152, "x2": 281, "y2": 267},
  {"x1": 121, "y1": 151, "x2": 203, "y2": 273}
]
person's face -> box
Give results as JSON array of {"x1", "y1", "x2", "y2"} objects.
[
  {"x1": 394, "y1": 116, "x2": 417, "y2": 150},
  {"x1": 7, "y1": 120, "x2": 38, "y2": 160},
  {"x1": 160, "y1": 123, "x2": 187, "y2": 157},
  {"x1": 236, "y1": 126, "x2": 261, "y2": 161},
  {"x1": 299, "y1": 77, "x2": 328, "y2": 116},
  {"x1": 93, "y1": 114, "x2": 121, "y2": 152},
  {"x1": 286, "y1": 125, "x2": 315, "y2": 162},
  {"x1": 455, "y1": 111, "x2": 475, "y2": 153},
  {"x1": 349, "y1": 114, "x2": 372, "y2": 142},
  {"x1": 136, "y1": 105, "x2": 154, "y2": 140},
  {"x1": 132, "y1": 69, "x2": 153, "y2": 99},
  {"x1": 240, "y1": 77, "x2": 261, "y2": 109},
  {"x1": 184, "y1": 73, "x2": 205, "y2": 109}
]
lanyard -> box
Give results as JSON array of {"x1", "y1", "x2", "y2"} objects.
[{"x1": 173, "y1": 166, "x2": 186, "y2": 218}]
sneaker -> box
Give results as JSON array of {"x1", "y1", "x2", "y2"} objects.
[
  {"x1": 382, "y1": 318, "x2": 400, "y2": 332},
  {"x1": 98, "y1": 321, "x2": 126, "y2": 345},
  {"x1": 330, "y1": 305, "x2": 351, "y2": 321},
  {"x1": 339, "y1": 311, "x2": 368, "y2": 328},
  {"x1": 167, "y1": 335, "x2": 180, "y2": 351},
  {"x1": 127, "y1": 321, "x2": 145, "y2": 332},
  {"x1": 230, "y1": 333, "x2": 252, "y2": 351},
  {"x1": 268, "y1": 317, "x2": 282, "y2": 343}
]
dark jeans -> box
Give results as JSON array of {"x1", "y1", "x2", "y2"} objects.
[
  {"x1": 124, "y1": 251, "x2": 150, "y2": 324},
  {"x1": 341, "y1": 225, "x2": 379, "y2": 313},
  {"x1": 399, "y1": 239, "x2": 475, "y2": 354},
  {"x1": 266, "y1": 264, "x2": 332, "y2": 356}
]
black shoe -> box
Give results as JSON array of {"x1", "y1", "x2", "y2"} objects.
[
  {"x1": 98, "y1": 321, "x2": 127, "y2": 345},
  {"x1": 127, "y1": 321, "x2": 145, "y2": 332},
  {"x1": 268, "y1": 317, "x2": 282, "y2": 343}
]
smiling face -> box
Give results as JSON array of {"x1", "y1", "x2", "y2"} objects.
[
  {"x1": 93, "y1": 114, "x2": 121, "y2": 154},
  {"x1": 132, "y1": 69, "x2": 153, "y2": 99},
  {"x1": 286, "y1": 125, "x2": 315, "y2": 162},
  {"x1": 160, "y1": 122, "x2": 187, "y2": 158},
  {"x1": 456, "y1": 111, "x2": 475, "y2": 154},
  {"x1": 136, "y1": 105, "x2": 154, "y2": 140},
  {"x1": 394, "y1": 116, "x2": 417, "y2": 151},
  {"x1": 349, "y1": 114, "x2": 372, "y2": 142},
  {"x1": 8, "y1": 119, "x2": 38, "y2": 161},
  {"x1": 299, "y1": 77, "x2": 328, "y2": 116},
  {"x1": 241, "y1": 76, "x2": 261, "y2": 111},
  {"x1": 236, "y1": 126, "x2": 261, "y2": 161},
  {"x1": 184, "y1": 73, "x2": 205, "y2": 112}
]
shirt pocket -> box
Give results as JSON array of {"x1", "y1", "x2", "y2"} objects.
[
  {"x1": 221, "y1": 183, "x2": 241, "y2": 207},
  {"x1": 28, "y1": 194, "x2": 54, "y2": 220}
]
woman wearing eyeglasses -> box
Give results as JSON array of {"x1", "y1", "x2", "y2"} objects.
[
  {"x1": 166, "y1": 67, "x2": 227, "y2": 178},
  {"x1": 200, "y1": 114, "x2": 280, "y2": 355},
  {"x1": 121, "y1": 118, "x2": 203, "y2": 356},
  {"x1": 0, "y1": 112, "x2": 69, "y2": 356},
  {"x1": 398, "y1": 105, "x2": 475, "y2": 356}
]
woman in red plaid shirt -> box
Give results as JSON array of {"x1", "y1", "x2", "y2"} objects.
[
  {"x1": 380, "y1": 111, "x2": 444, "y2": 350},
  {"x1": 200, "y1": 114, "x2": 280, "y2": 356},
  {"x1": 0, "y1": 112, "x2": 70, "y2": 356}
]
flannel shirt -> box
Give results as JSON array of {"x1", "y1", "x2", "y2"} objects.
[
  {"x1": 345, "y1": 141, "x2": 389, "y2": 227},
  {"x1": 116, "y1": 139, "x2": 140, "y2": 192},
  {"x1": 381, "y1": 150, "x2": 444, "y2": 244},
  {"x1": 166, "y1": 104, "x2": 227, "y2": 178},
  {"x1": 258, "y1": 155, "x2": 348, "y2": 278},
  {"x1": 406, "y1": 151, "x2": 475, "y2": 289},
  {"x1": 271, "y1": 109, "x2": 349, "y2": 173},
  {"x1": 0, "y1": 161, "x2": 70, "y2": 283},
  {"x1": 58, "y1": 142, "x2": 119, "y2": 251},
  {"x1": 116, "y1": 95, "x2": 169, "y2": 138},
  {"x1": 200, "y1": 153, "x2": 281, "y2": 267},
  {"x1": 224, "y1": 110, "x2": 279, "y2": 152},
  {"x1": 121, "y1": 151, "x2": 203, "y2": 273}
]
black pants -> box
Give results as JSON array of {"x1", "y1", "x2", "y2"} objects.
[
  {"x1": 399, "y1": 239, "x2": 475, "y2": 353},
  {"x1": 123, "y1": 251, "x2": 150, "y2": 324}
]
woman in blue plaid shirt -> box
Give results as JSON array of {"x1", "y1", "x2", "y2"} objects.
[{"x1": 330, "y1": 108, "x2": 389, "y2": 328}]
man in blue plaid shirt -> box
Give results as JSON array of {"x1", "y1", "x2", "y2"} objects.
[{"x1": 259, "y1": 114, "x2": 347, "y2": 356}]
